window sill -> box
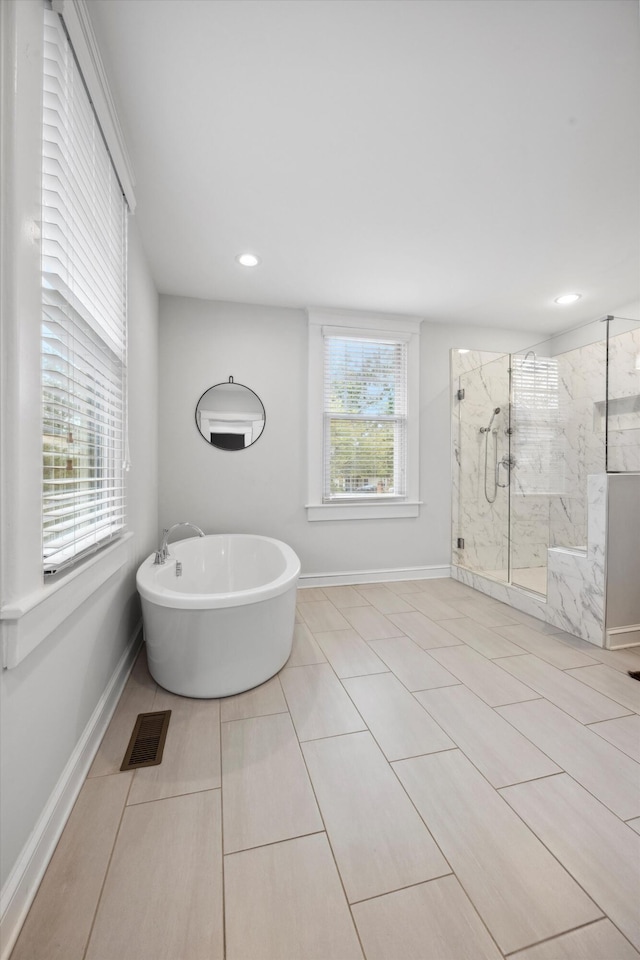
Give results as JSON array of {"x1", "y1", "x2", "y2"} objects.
[
  {"x1": 306, "y1": 501, "x2": 422, "y2": 521},
  {"x1": 1, "y1": 532, "x2": 134, "y2": 669}
]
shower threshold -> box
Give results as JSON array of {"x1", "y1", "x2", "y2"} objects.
[{"x1": 477, "y1": 566, "x2": 548, "y2": 598}]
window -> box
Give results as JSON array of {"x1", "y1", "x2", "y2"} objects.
[
  {"x1": 41, "y1": 8, "x2": 128, "y2": 574},
  {"x1": 307, "y1": 311, "x2": 421, "y2": 520},
  {"x1": 511, "y1": 354, "x2": 566, "y2": 495}
]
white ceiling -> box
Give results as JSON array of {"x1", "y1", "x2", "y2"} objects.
[{"x1": 88, "y1": 0, "x2": 639, "y2": 333}]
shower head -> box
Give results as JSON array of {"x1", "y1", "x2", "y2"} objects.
[
  {"x1": 494, "y1": 407, "x2": 501, "y2": 415},
  {"x1": 487, "y1": 406, "x2": 501, "y2": 429}
]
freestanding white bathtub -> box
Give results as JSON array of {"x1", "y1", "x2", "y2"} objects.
[{"x1": 136, "y1": 534, "x2": 301, "y2": 698}]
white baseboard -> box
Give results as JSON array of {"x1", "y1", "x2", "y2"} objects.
[
  {"x1": 298, "y1": 564, "x2": 451, "y2": 588},
  {"x1": 606, "y1": 623, "x2": 640, "y2": 650},
  {"x1": 0, "y1": 622, "x2": 142, "y2": 960}
]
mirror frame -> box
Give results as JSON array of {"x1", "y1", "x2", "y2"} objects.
[{"x1": 194, "y1": 376, "x2": 266, "y2": 451}]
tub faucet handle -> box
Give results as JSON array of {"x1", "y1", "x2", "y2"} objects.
[{"x1": 153, "y1": 550, "x2": 165, "y2": 565}]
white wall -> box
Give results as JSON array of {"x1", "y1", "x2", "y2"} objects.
[
  {"x1": 0, "y1": 0, "x2": 159, "y2": 904},
  {"x1": 159, "y1": 295, "x2": 536, "y2": 577}
]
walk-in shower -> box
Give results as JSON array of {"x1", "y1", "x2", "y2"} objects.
[{"x1": 452, "y1": 314, "x2": 640, "y2": 609}]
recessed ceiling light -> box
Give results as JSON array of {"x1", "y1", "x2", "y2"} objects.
[
  {"x1": 554, "y1": 293, "x2": 581, "y2": 305},
  {"x1": 236, "y1": 253, "x2": 260, "y2": 267}
]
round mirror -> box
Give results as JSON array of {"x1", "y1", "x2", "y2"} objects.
[{"x1": 195, "y1": 377, "x2": 266, "y2": 450}]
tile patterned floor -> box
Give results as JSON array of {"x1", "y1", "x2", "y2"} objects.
[{"x1": 10, "y1": 577, "x2": 640, "y2": 960}]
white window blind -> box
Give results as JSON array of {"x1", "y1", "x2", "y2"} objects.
[
  {"x1": 323, "y1": 333, "x2": 408, "y2": 501},
  {"x1": 42, "y1": 8, "x2": 128, "y2": 575},
  {"x1": 511, "y1": 355, "x2": 565, "y2": 495}
]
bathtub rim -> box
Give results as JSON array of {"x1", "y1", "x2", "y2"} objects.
[{"x1": 136, "y1": 533, "x2": 301, "y2": 610}]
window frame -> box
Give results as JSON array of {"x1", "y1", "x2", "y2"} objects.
[{"x1": 307, "y1": 310, "x2": 421, "y2": 521}]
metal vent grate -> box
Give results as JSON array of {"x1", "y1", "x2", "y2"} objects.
[{"x1": 120, "y1": 711, "x2": 171, "y2": 771}]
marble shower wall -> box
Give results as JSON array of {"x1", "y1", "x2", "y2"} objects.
[
  {"x1": 606, "y1": 325, "x2": 640, "y2": 472},
  {"x1": 451, "y1": 350, "x2": 510, "y2": 576}
]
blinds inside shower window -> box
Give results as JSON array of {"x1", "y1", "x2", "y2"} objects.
[
  {"x1": 42, "y1": 8, "x2": 128, "y2": 574},
  {"x1": 322, "y1": 332, "x2": 408, "y2": 501}
]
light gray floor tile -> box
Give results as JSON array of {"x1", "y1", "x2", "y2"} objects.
[
  {"x1": 128, "y1": 688, "x2": 220, "y2": 804},
  {"x1": 567, "y1": 663, "x2": 640, "y2": 713},
  {"x1": 354, "y1": 584, "x2": 415, "y2": 613},
  {"x1": 386, "y1": 611, "x2": 464, "y2": 649},
  {"x1": 221, "y1": 712, "x2": 322, "y2": 852},
  {"x1": 342, "y1": 604, "x2": 406, "y2": 640},
  {"x1": 588, "y1": 714, "x2": 640, "y2": 761},
  {"x1": 393, "y1": 751, "x2": 601, "y2": 955},
  {"x1": 297, "y1": 587, "x2": 327, "y2": 602},
  {"x1": 368, "y1": 636, "x2": 461, "y2": 691},
  {"x1": 302, "y1": 731, "x2": 450, "y2": 903},
  {"x1": 438, "y1": 616, "x2": 526, "y2": 658},
  {"x1": 220, "y1": 674, "x2": 287, "y2": 721},
  {"x1": 384, "y1": 579, "x2": 425, "y2": 594},
  {"x1": 497, "y1": 699, "x2": 640, "y2": 820},
  {"x1": 553, "y1": 634, "x2": 640, "y2": 674},
  {"x1": 417, "y1": 685, "x2": 560, "y2": 787},
  {"x1": 504, "y1": 609, "x2": 566, "y2": 634},
  {"x1": 224, "y1": 834, "x2": 363, "y2": 960},
  {"x1": 11, "y1": 774, "x2": 132, "y2": 960},
  {"x1": 428, "y1": 645, "x2": 539, "y2": 706},
  {"x1": 313, "y1": 627, "x2": 388, "y2": 678},
  {"x1": 85, "y1": 790, "x2": 223, "y2": 960},
  {"x1": 88, "y1": 648, "x2": 157, "y2": 777},
  {"x1": 322, "y1": 585, "x2": 370, "y2": 607},
  {"x1": 342, "y1": 672, "x2": 454, "y2": 761},
  {"x1": 405, "y1": 592, "x2": 468, "y2": 620},
  {"x1": 286, "y1": 622, "x2": 327, "y2": 667},
  {"x1": 352, "y1": 874, "x2": 502, "y2": 960},
  {"x1": 297, "y1": 599, "x2": 350, "y2": 632},
  {"x1": 501, "y1": 773, "x2": 640, "y2": 952},
  {"x1": 497, "y1": 654, "x2": 631, "y2": 723},
  {"x1": 418, "y1": 578, "x2": 482, "y2": 601},
  {"x1": 509, "y1": 919, "x2": 640, "y2": 960},
  {"x1": 280, "y1": 663, "x2": 366, "y2": 741},
  {"x1": 495, "y1": 623, "x2": 599, "y2": 669},
  {"x1": 444, "y1": 598, "x2": 520, "y2": 627}
]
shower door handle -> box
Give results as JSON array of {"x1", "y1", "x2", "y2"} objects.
[{"x1": 496, "y1": 455, "x2": 515, "y2": 487}]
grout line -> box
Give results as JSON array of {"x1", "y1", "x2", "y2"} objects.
[
  {"x1": 502, "y1": 916, "x2": 638, "y2": 958},
  {"x1": 81, "y1": 767, "x2": 136, "y2": 960},
  {"x1": 223, "y1": 828, "x2": 326, "y2": 859},
  {"x1": 347, "y1": 870, "x2": 454, "y2": 906},
  {"x1": 125, "y1": 784, "x2": 221, "y2": 807}
]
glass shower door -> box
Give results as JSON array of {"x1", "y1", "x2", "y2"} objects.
[{"x1": 455, "y1": 354, "x2": 511, "y2": 581}]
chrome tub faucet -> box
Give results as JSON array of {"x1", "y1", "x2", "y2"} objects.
[{"x1": 154, "y1": 522, "x2": 205, "y2": 564}]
